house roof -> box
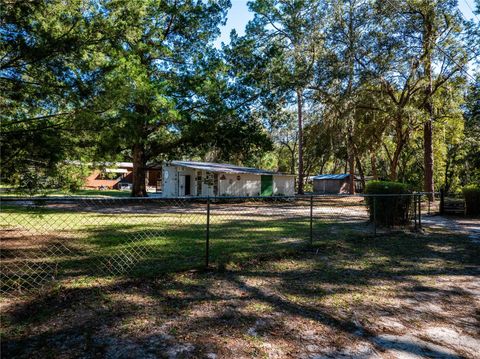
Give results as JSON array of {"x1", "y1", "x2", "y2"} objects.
[
  {"x1": 170, "y1": 161, "x2": 293, "y2": 176},
  {"x1": 105, "y1": 168, "x2": 129, "y2": 173},
  {"x1": 312, "y1": 174, "x2": 352, "y2": 180},
  {"x1": 67, "y1": 160, "x2": 134, "y2": 168}
]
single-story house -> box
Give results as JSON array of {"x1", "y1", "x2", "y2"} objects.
[
  {"x1": 161, "y1": 161, "x2": 295, "y2": 197},
  {"x1": 84, "y1": 162, "x2": 162, "y2": 192},
  {"x1": 312, "y1": 174, "x2": 362, "y2": 194}
]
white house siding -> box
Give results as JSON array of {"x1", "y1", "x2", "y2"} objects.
[
  {"x1": 273, "y1": 176, "x2": 295, "y2": 196},
  {"x1": 162, "y1": 164, "x2": 295, "y2": 197},
  {"x1": 162, "y1": 166, "x2": 197, "y2": 197},
  {"x1": 201, "y1": 172, "x2": 214, "y2": 197},
  {"x1": 218, "y1": 173, "x2": 261, "y2": 196},
  {"x1": 162, "y1": 166, "x2": 177, "y2": 197}
]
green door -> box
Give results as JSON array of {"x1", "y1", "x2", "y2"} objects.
[{"x1": 260, "y1": 175, "x2": 273, "y2": 196}]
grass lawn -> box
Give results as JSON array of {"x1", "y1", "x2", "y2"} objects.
[
  {"x1": 1, "y1": 202, "x2": 479, "y2": 358},
  {"x1": 0, "y1": 201, "x2": 312, "y2": 291},
  {"x1": 0, "y1": 188, "x2": 133, "y2": 198}
]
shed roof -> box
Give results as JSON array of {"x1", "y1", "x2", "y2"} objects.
[
  {"x1": 312, "y1": 174, "x2": 351, "y2": 180},
  {"x1": 170, "y1": 161, "x2": 293, "y2": 176}
]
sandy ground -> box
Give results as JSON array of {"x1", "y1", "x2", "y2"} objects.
[
  {"x1": 2, "y1": 268, "x2": 479, "y2": 358},
  {"x1": 2, "y1": 198, "x2": 479, "y2": 358},
  {"x1": 1, "y1": 216, "x2": 479, "y2": 358},
  {"x1": 422, "y1": 215, "x2": 480, "y2": 242}
]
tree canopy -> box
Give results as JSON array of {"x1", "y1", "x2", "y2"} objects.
[{"x1": 1, "y1": 0, "x2": 478, "y2": 195}]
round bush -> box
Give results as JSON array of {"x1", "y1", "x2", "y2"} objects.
[
  {"x1": 364, "y1": 181, "x2": 412, "y2": 226},
  {"x1": 462, "y1": 184, "x2": 480, "y2": 216}
]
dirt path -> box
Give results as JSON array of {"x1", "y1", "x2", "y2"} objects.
[{"x1": 422, "y1": 215, "x2": 480, "y2": 243}]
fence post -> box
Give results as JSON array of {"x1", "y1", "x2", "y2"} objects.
[
  {"x1": 373, "y1": 196, "x2": 377, "y2": 236},
  {"x1": 418, "y1": 194, "x2": 422, "y2": 229},
  {"x1": 206, "y1": 197, "x2": 210, "y2": 269},
  {"x1": 413, "y1": 194, "x2": 417, "y2": 230},
  {"x1": 310, "y1": 195, "x2": 313, "y2": 245}
]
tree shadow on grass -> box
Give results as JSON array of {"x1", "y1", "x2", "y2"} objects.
[
  {"x1": 2, "y1": 215, "x2": 314, "y2": 295},
  {"x1": 2, "y1": 225, "x2": 478, "y2": 358},
  {"x1": 2, "y1": 209, "x2": 477, "y2": 295}
]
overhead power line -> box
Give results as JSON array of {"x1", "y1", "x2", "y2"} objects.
[
  {"x1": 383, "y1": 0, "x2": 476, "y2": 82},
  {"x1": 456, "y1": 4, "x2": 480, "y2": 60},
  {"x1": 461, "y1": 0, "x2": 480, "y2": 23}
]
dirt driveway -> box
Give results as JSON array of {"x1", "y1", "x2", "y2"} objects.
[{"x1": 422, "y1": 215, "x2": 480, "y2": 242}]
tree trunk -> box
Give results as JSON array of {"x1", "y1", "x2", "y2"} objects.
[
  {"x1": 333, "y1": 159, "x2": 339, "y2": 173},
  {"x1": 444, "y1": 154, "x2": 451, "y2": 194},
  {"x1": 346, "y1": 0, "x2": 355, "y2": 195},
  {"x1": 424, "y1": 119, "x2": 434, "y2": 196},
  {"x1": 355, "y1": 154, "x2": 365, "y2": 192},
  {"x1": 297, "y1": 88, "x2": 304, "y2": 194},
  {"x1": 132, "y1": 143, "x2": 147, "y2": 197},
  {"x1": 390, "y1": 153, "x2": 399, "y2": 181},
  {"x1": 348, "y1": 137, "x2": 355, "y2": 194},
  {"x1": 371, "y1": 153, "x2": 378, "y2": 180},
  {"x1": 422, "y1": 8, "x2": 435, "y2": 200},
  {"x1": 389, "y1": 133, "x2": 407, "y2": 181},
  {"x1": 319, "y1": 159, "x2": 326, "y2": 174},
  {"x1": 290, "y1": 148, "x2": 296, "y2": 175}
]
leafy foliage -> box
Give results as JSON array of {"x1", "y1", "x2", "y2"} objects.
[
  {"x1": 462, "y1": 184, "x2": 480, "y2": 215},
  {"x1": 1, "y1": 0, "x2": 479, "y2": 196},
  {"x1": 364, "y1": 181, "x2": 412, "y2": 226},
  {"x1": 1, "y1": 0, "x2": 113, "y2": 182}
]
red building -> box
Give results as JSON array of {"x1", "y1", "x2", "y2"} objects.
[{"x1": 84, "y1": 162, "x2": 162, "y2": 192}]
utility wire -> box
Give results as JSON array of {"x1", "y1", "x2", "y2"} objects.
[
  {"x1": 461, "y1": 0, "x2": 480, "y2": 23},
  {"x1": 456, "y1": 4, "x2": 480, "y2": 60},
  {"x1": 383, "y1": 0, "x2": 476, "y2": 82}
]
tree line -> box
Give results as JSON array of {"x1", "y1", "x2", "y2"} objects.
[{"x1": 1, "y1": 0, "x2": 479, "y2": 197}]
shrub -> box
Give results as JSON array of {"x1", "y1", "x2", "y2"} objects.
[
  {"x1": 12, "y1": 162, "x2": 89, "y2": 195},
  {"x1": 364, "y1": 181, "x2": 412, "y2": 226},
  {"x1": 462, "y1": 184, "x2": 480, "y2": 216},
  {"x1": 13, "y1": 166, "x2": 51, "y2": 196}
]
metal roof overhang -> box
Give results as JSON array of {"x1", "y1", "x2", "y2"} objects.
[
  {"x1": 313, "y1": 174, "x2": 351, "y2": 180},
  {"x1": 170, "y1": 161, "x2": 294, "y2": 177}
]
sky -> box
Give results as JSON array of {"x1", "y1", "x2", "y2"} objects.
[
  {"x1": 215, "y1": 0, "x2": 479, "y2": 48},
  {"x1": 214, "y1": 0, "x2": 253, "y2": 48}
]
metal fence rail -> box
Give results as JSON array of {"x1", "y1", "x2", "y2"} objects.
[{"x1": 0, "y1": 194, "x2": 435, "y2": 296}]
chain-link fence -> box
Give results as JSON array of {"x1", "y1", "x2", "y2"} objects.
[
  {"x1": 0, "y1": 194, "x2": 435, "y2": 296},
  {"x1": 438, "y1": 189, "x2": 466, "y2": 215}
]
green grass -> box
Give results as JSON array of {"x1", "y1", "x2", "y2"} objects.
[
  {"x1": 0, "y1": 188, "x2": 132, "y2": 198},
  {"x1": 4, "y1": 200, "x2": 476, "y2": 297},
  {"x1": 1, "y1": 207, "x2": 478, "y2": 358},
  {"x1": 0, "y1": 203, "x2": 311, "y2": 293}
]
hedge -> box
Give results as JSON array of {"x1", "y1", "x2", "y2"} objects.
[
  {"x1": 364, "y1": 181, "x2": 412, "y2": 226},
  {"x1": 462, "y1": 184, "x2": 480, "y2": 216}
]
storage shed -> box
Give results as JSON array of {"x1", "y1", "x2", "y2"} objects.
[
  {"x1": 162, "y1": 161, "x2": 295, "y2": 197},
  {"x1": 312, "y1": 174, "x2": 360, "y2": 194}
]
